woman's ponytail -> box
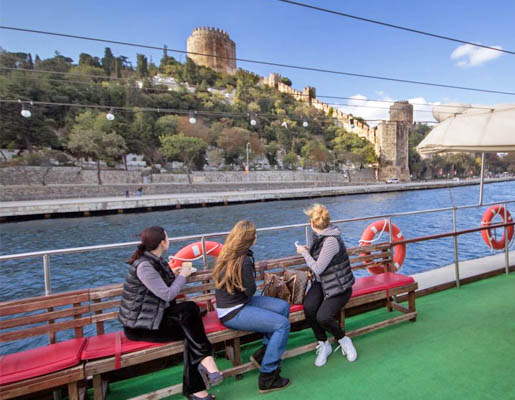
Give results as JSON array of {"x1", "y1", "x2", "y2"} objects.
[{"x1": 127, "y1": 227, "x2": 166, "y2": 265}]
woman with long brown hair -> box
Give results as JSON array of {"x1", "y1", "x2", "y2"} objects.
[
  {"x1": 118, "y1": 226, "x2": 222, "y2": 400},
  {"x1": 214, "y1": 220, "x2": 291, "y2": 393}
]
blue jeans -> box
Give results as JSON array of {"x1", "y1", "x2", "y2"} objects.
[{"x1": 223, "y1": 296, "x2": 290, "y2": 373}]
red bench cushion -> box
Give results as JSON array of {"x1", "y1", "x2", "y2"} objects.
[
  {"x1": 81, "y1": 332, "x2": 164, "y2": 361},
  {"x1": 203, "y1": 310, "x2": 227, "y2": 334},
  {"x1": 290, "y1": 304, "x2": 304, "y2": 313},
  {"x1": 352, "y1": 273, "x2": 414, "y2": 298},
  {"x1": 0, "y1": 338, "x2": 86, "y2": 386}
]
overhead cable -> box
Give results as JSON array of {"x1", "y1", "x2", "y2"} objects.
[
  {"x1": 0, "y1": 99, "x2": 438, "y2": 124},
  {"x1": 1, "y1": 26, "x2": 514, "y2": 96},
  {"x1": 278, "y1": 0, "x2": 514, "y2": 55},
  {"x1": 0, "y1": 67, "x2": 503, "y2": 111}
]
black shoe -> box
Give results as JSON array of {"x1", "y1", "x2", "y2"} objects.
[
  {"x1": 258, "y1": 369, "x2": 290, "y2": 393},
  {"x1": 250, "y1": 345, "x2": 267, "y2": 369}
]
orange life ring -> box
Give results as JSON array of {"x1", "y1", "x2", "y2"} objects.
[
  {"x1": 481, "y1": 205, "x2": 514, "y2": 250},
  {"x1": 169, "y1": 241, "x2": 223, "y2": 270},
  {"x1": 359, "y1": 220, "x2": 406, "y2": 274}
]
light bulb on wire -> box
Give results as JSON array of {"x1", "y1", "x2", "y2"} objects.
[
  {"x1": 19, "y1": 100, "x2": 32, "y2": 118},
  {"x1": 302, "y1": 120, "x2": 309, "y2": 128},
  {"x1": 106, "y1": 108, "x2": 115, "y2": 121},
  {"x1": 189, "y1": 111, "x2": 197, "y2": 124},
  {"x1": 249, "y1": 114, "x2": 257, "y2": 126}
]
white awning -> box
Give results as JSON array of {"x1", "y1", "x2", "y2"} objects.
[{"x1": 417, "y1": 105, "x2": 515, "y2": 154}]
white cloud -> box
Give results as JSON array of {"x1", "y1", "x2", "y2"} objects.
[
  {"x1": 450, "y1": 44, "x2": 503, "y2": 67},
  {"x1": 337, "y1": 93, "x2": 440, "y2": 126}
]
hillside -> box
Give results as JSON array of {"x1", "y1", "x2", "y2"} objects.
[{"x1": 0, "y1": 48, "x2": 377, "y2": 177}]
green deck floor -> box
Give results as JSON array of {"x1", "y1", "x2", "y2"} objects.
[{"x1": 101, "y1": 274, "x2": 515, "y2": 400}]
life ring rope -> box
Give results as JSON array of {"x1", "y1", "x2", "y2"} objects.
[{"x1": 358, "y1": 219, "x2": 389, "y2": 244}]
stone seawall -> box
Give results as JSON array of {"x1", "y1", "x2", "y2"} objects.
[{"x1": 1, "y1": 181, "x2": 363, "y2": 201}]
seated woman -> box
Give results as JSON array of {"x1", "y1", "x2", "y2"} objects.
[
  {"x1": 118, "y1": 226, "x2": 222, "y2": 400},
  {"x1": 213, "y1": 220, "x2": 291, "y2": 393},
  {"x1": 295, "y1": 204, "x2": 357, "y2": 367}
]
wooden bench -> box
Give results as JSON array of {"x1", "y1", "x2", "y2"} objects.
[
  {"x1": 82, "y1": 242, "x2": 417, "y2": 400},
  {"x1": 0, "y1": 242, "x2": 417, "y2": 400},
  {"x1": 0, "y1": 289, "x2": 90, "y2": 400}
]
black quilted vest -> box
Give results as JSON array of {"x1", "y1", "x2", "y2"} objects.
[
  {"x1": 310, "y1": 234, "x2": 355, "y2": 298},
  {"x1": 118, "y1": 252, "x2": 176, "y2": 330}
]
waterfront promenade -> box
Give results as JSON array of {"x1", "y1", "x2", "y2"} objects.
[{"x1": 1, "y1": 178, "x2": 511, "y2": 220}]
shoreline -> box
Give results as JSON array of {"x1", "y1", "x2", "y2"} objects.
[{"x1": 1, "y1": 178, "x2": 513, "y2": 222}]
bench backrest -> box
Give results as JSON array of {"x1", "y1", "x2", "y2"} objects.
[
  {"x1": 0, "y1": 243, "x2": 394, "y2": 345},
  {"x1": 0, "y1": 289, "x2": 91, "y2": 345}
]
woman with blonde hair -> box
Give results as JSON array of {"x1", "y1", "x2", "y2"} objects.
[
  {"x1": 214, "y1": 220, "x2": 291, "y2": 393},
  {"x1": 295, "y1": 204, "x2": 357, "y2": 367}
]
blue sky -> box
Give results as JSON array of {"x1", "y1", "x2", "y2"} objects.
[{"x1": 1, "y1": 0, "x2": 514, "y2": 123}]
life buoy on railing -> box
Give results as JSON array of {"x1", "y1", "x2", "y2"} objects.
[
  {"x1": 359, "y1": 220, "x2": 406, "y2": 275},
  {"x1": 480, "y1": 205, "x2": 514, "y2": 250},
  {"x1": 168, "y1": 241, "x2": 223, "y2": 270}
]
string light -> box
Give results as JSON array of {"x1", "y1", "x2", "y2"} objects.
[
  {"x1": 19, "y1": 100, "x2": 32, "y2": 118},
  {"x1": 249, "y1": 114, "x2": 257, "y2": 126},
  {"x1": 0, "y1": 99, "x2": 440, "y2": 124},
  {"x1": 106, "y1": 108, "x2": 115, "y2": 121},
  {"x1": 188, "y1": 111, "x2": 197, "y2": 124},
  {"x1": 302, "y1": 120, "x2": 309, "y2": 128}
]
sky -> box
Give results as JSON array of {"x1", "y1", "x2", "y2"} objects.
[{"x1": 1, "y1": 0, "x2": 514, "y2": 124}]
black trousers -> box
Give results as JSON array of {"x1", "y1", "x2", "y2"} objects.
[
  {"x1": 124, "y1": 301, "x2": 213, "y2": 396},
  {"x1": 303, "y1": 281, "x2": 352, "y2": 342}
]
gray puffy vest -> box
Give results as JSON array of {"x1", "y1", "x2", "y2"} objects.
[
  {"x1": 118, "y1": 254, "x2": 176, "y2": 330},
  {"x1": 310, "y1": 234, "x2": 355, "y2": 298}
]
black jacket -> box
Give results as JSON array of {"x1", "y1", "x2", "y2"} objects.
[
  {"x1": 118, "y1": 252, "x2": 176, "y2": 330},
  {"x1": 215, "y1": 250, "x2": 256, "y2": 322},
  {"x1": 310, "y1": 232, "x2": 354, "y2": 298}
]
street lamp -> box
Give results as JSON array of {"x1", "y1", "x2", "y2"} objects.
[{"x1": 246, "y1": 142, "x2": 250, "y2": 180}]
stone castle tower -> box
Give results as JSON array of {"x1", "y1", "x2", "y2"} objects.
[
  {"x1": 375, "y1": 101, "x2": 413, "y2": 181},
  {"x1": 186, "y1": 27, "x2": 236, "y2": 74}
]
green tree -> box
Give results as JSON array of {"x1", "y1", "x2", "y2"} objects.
[
  {"x1": 282, "y1": 151, "x2": 298, "y2": 170},
  {"x1": 67, "y1": 111, "x2": 127, "y2": 184},
  {"x1": 136, "y1": 54, "x2": 148, "y2": 78},
  {"x1": 102, "y1": 48, "x2": 115, "y2": 76},
  {"x1": 155, "y1": 115, "x2": 179, "y2": 136},
  {"x1": 160, "y1": 133, "x2": 207, "y2": 183}
]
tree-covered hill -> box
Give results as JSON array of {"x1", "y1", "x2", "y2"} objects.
[{"x1": 0, "y1": 48, "x2": 377, "y2": 174}]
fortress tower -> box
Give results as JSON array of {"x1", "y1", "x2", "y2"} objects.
[
  {"x1": 186, "y1": 27, "x2": 236, "y2": 74},
  {"x1": 376, "y1": 101, "x2": 414, "y2": 181}
]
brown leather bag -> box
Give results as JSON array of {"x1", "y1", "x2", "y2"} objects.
[
  {"x1": 262, "y1": 273, "x2": 293, "y2": 303},
  {"x1": 284, "y1": 269, "x2": 312, "y2": 305}
]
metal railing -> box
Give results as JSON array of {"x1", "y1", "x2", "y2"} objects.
[{"x1": 1, "y1": 199, "x2": 514, "y2": 295}]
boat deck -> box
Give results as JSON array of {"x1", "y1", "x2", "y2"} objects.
[{"x1": 98, "y1": 273, "x2": 514, "y2": 400}]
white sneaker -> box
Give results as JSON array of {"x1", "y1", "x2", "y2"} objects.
[
  {"x1": 336, "y1": 336, "x2": 357, "y2": 362},
  {"x1": 314, "y1": 340, "x2": 332, "y2": 367}
]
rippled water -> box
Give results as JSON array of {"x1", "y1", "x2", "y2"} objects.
[{"x1": 1, "y1": 181, "x2": 514, "y2": 354}]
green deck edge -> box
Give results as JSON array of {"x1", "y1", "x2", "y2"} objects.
[{"x1": 98, "y1": 274, "x2": 515, "y2": 400}]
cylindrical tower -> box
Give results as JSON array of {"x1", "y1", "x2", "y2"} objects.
[
  {"x1": 186, "y1": 27, "x2": 236, "y2": 74},
  {"x1": 389, "y1": 101, "x2": 413, "y2": 124}
]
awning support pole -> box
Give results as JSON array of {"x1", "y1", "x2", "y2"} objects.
[{"x1": 479, "y1": 152, "x2": 485, "y2": 205}]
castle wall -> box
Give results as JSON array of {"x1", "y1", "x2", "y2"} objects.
[{"x1": 187, "y1": 27, "x2": 236, "y2": 74}]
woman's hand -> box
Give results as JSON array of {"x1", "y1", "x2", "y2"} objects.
[
  {"x1": 179, "y1": 262, "x2": 192, "y2": 278},
  {"x1": 295, "y1": 242, "x2": 307, "y2": 254}
]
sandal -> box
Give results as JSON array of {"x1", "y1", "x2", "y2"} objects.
[{"x1": 197, "y1": 363, "x2": 223, "y2": 389}]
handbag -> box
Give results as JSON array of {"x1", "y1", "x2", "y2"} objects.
[
  {"x1": 283, "y1": 269, "x2": 312, "y2": 305},
  {"x1": 262, "y1": 273, "x2": 294, "y2": 303}
]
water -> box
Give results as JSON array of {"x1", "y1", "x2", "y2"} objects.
[{"x1": 1, "y1": 181, "x2": 514, "y2": 354}]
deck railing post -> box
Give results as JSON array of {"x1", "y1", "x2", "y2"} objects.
[
  {"x1": 504, "y1": 203, "x2": 509, "y2": 275},
  {"x1": 388, "y1": 217, "x2": 393, "y2": 273},
  {"x1": 43, "y1": 254, "x2": 51, "y2": 295},
  {"x1": 305, "y1": 226, "x2": 310, "y2": 247},
  {"x1": 201, "y1": 236, "x2": 208, "y2": 270},
  {"x1": 452, "y1": 208, "x2": 460, "y2": 288}
]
